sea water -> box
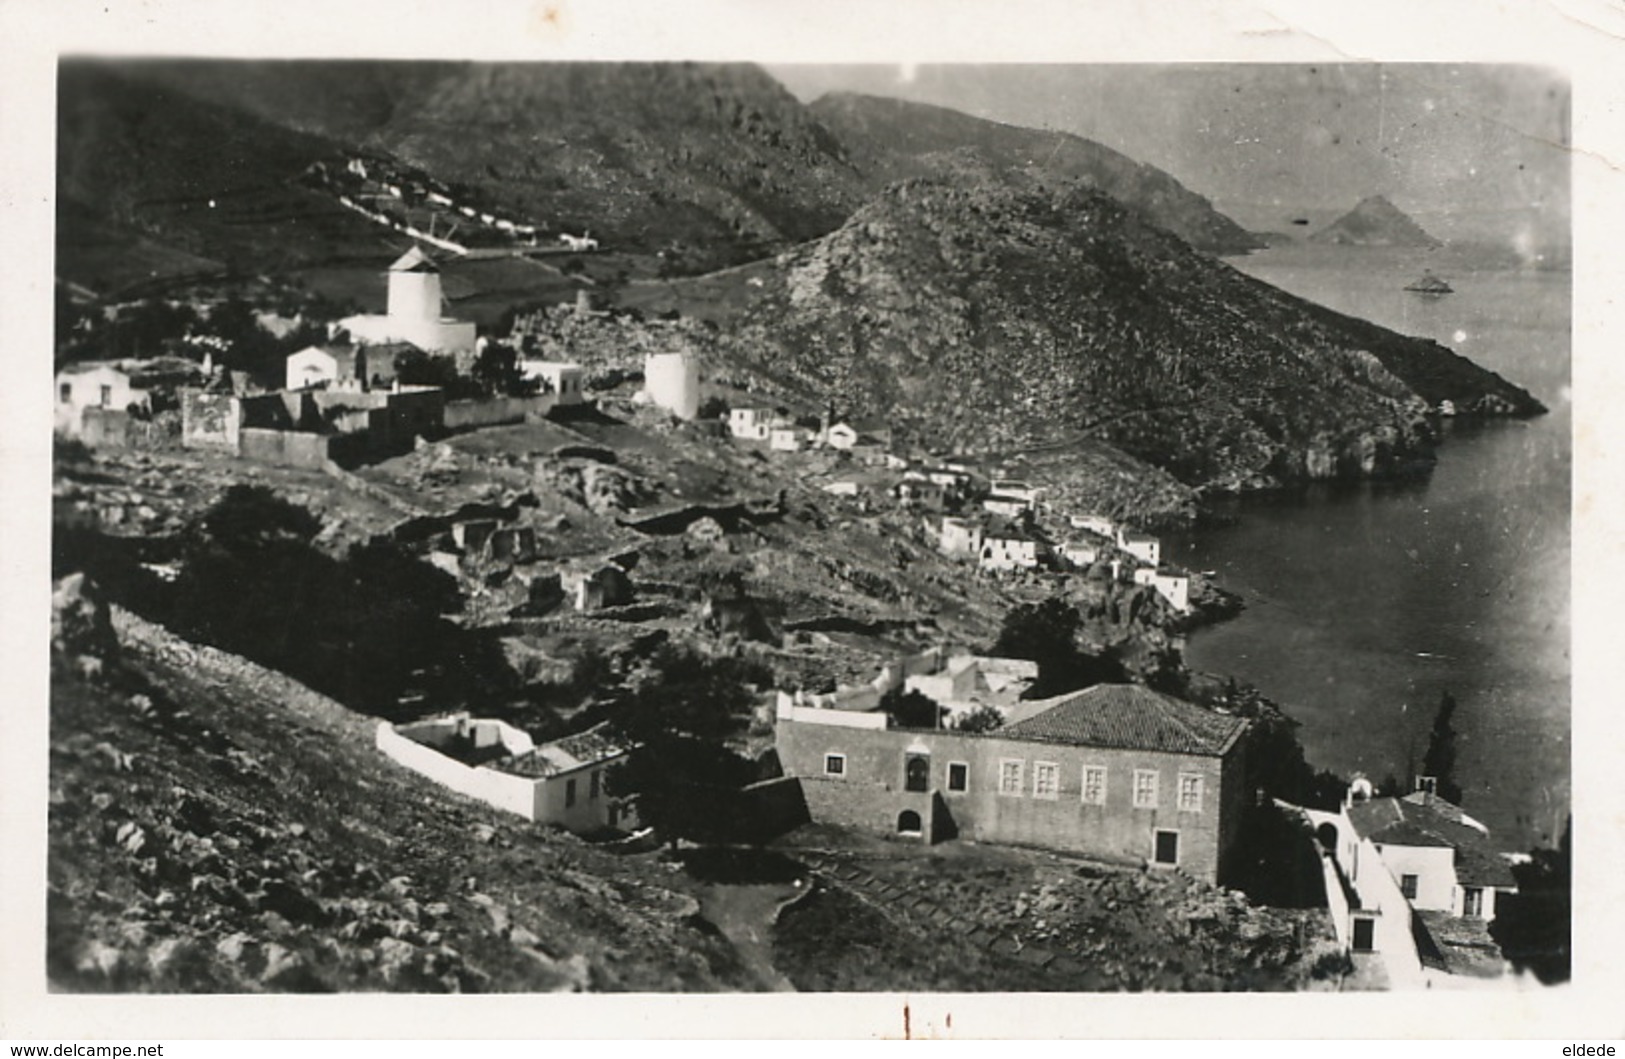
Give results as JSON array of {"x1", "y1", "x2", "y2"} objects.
[{"x1": 1164, "y1": 245, "x2": 1571, "y2": 851}]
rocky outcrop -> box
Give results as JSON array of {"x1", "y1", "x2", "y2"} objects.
[
  {"x1": 718, "y1": 180, "x2": 1535, "y2": 505},
  {"x1": 52, "y1": 573, "x2": 121, "y2": 672},
  {"x1": 1310, "y1": 195, "x2": 1441, "y2": 248}
]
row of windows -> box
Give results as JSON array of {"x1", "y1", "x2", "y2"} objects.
[{"x1": 821, "y1": 753, "x2": 1203, "y2": 812}]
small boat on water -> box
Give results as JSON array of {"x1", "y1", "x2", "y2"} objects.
[{"x1": 1405, "y1": 270, "x2": 1454, "y2": 295}]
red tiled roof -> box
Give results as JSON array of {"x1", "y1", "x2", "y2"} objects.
[{"x1": 999, "y1": 684, "x2": 1247, "y2": 757}]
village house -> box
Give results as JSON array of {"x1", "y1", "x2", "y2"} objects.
[
  {"x1": 336, "y1": 247, "x2": 477, "y2": 365},
  {"x1": 559, "y1": 561, "x2": 634, "y2": 612},
  {"x1": 1060, "y1": 538, "x2": 1101, "y2": 570},
  {"x1": 376, "y1": 715, "x2": 636, "y2": 832},
  {"x1": 824, "y1": 421, "x2": 860, "y2": 449},
  {"x1": 775, "y1": 683, "x2": 1250, "y2": 884},
  {"x1": 520, "y1": 360, "x2": 585, "y2": 406},
  {"x1": 982, "y1": 494, "x2": 1032, "y2": 519},
  {"x1": 769, "y1": 421, "x2": 806, "y2": 452},
  {"x1": 728, "y1": 407, "x2": 773, "y2": 441},
  {"x1": 1297, "y1": 780, "x2": 1521, "y2": 985},
  {"x1": 55, "y1": 362, "x2": 146, "y2": 437},
  {"x1": 1117, "y1": 527, "x2": 1162, "y2": 567},
  {"x1": 776, "y1": 646, "x2": 1033, "y2": 726},
  {"x1": 824, "y1": 417, "x2": 893, "y2": 452},
  {"x1": 990, "y1": 479, "x2": 1043, "y2": 507},
  {"x1": 937, "y1": 516, "x2": 984, "y2": 559},
  {"x1": 979, "y1": 519, "x2": 1043, "y2": 572},
  {"x1": 283, "y1": 343, "x2": 399, "y2": 392},
  {"x1": 1132, "y1": 567, "x2": 1192, "y2": 612},
  {"x1": 820, "y1": 479, "x2": 863, "y2": 497},
  {"x1": 1070, "y1": 513, "x2": 1118, "y2": 539},
  {"x1": 894, "y1": 474, "x2": 947, "y2": 511},
  {"x1": 903, "y1": 654, "x2": 1039, "y2": 721}
]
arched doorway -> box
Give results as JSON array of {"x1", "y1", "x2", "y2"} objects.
[
  {"x1": 1317, "y1": 822, "x2": 1339, "y2": 855},
  {"x1": 897, "y1": 810, "x2": 923, "y2": 835},
  {"x1": 904, "y1": 755, "x2": 930, "y2": 792}
]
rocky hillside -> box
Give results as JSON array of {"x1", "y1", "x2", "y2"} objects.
[
  {"x1": 48, "y1": 574, "x2": 758, "y2": 993},
  {"x1": 811, "y1": 92, "x2": 1263, "y2": 256},
  {"x1": 716, "y1": 179, "x2": 1542, "y2": 493},
  {"x1": 57, "y1": 63, "x2": 400, "y2": 275},
  {"x1": 62, "y1": 60, "x2": 1261, "y2": 276},
  {"x1": 1310, "y1": 195, "x2": 1442, "y2": 248},
  {"x1": 79, "y1": 60, "x2": 864, "y2": 275}
]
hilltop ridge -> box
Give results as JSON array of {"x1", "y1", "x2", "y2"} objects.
[{"x1": 810, "y1": 91, "x2": 1264, "y2": 255}]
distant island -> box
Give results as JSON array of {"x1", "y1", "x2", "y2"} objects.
[{"x1": 1311, "y1": 195, "x2": 1443, "y2": 248}]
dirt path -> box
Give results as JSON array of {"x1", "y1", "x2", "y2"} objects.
[{"x1": 697, "y1": 880, "x2": 807, "y2": 991}]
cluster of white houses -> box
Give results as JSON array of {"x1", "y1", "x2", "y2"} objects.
[
  {"x1": 55, "y1": 247, "x2": 721, "y2": 466},
  {"x1": 936, "y1": 499, "x2": 1190, "y2": 611}
]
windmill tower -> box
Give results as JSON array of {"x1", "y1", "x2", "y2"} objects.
[{"x1": 386, "y1": 246, "x2": 444, "y2": 322}]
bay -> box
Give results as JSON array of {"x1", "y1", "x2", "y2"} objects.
[{"x1": 1165, "y1": 244, "x2": 1571, "y2": 851}]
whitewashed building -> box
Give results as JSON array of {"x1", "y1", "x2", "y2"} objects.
[
  {"x1": 377, "y1": 716, "x2": 636, "y2": 833},
  {"x1": 1117, "y1": 527, "x2": 1162, "y2": 567},
  {"x1": 729, "y1": 407, "x2": 772, "y2": 440},
  {"x1": 521, "y1": 359, "x2": 585, "y2": 405},
  {"x1": 980, "y1": 524, "x2": 1042, "y2": 571},
  {"x1": 1070, "y1": 513, "x2": 1117, "y2": 539},
  {"x1": 1132, "y1": 567, "x2": 1191, "y2": 612},
  {"x1": 55, "y1": 363, "x2": 145, "y2": 436}
]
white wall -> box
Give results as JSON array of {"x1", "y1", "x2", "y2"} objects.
[
  {"x1": 776, "y1": 698, "x2": 889, "y2": 730},
  {"x1": 1377, "y1": 843, "x2": 1457, "y2": 913},
  {"x1": 376, "y1": 721, "x2": 542, "y2": 820}
]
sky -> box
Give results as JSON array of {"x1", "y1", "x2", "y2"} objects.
[{"x1": 768, "y1": 63, "x2": 1571, "y2": 247}]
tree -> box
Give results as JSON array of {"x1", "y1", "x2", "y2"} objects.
[
  {"x1": 1421, "y1": 690, "x2": 1464, "y2": 804},
  {"x1": 954, "y1": 704, "x2": 1005, "y2": 734},
  {"x1": 603, "y1": 645, "x2": 770, "y2": 849},
  {"x1": 169, "y1": 487, "x2": 496, "y2": 718},
  {"x1": 472, "y1": 341, "x2": 530, "y2": 396},
  {"x1": 394, "y1": 348, "x2": 464, "y2": 391},
  {"x1": 881, "y1": 686, "x2": 944, "y2": 729},
  {"x1": 1490, "y1": 816, "x2": 1571, "y2": 984},
  {"x1": 990, "y1": 596, "x2": 1124, "y2": 698}
]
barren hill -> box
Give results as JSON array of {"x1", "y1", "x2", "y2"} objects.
[
  {"x1": 810, "y1": 92, "x2": 1264, "y2": 255},
  {"x1": 56, "y1": 62, "x2": 402, "y2": 276},
  {"x1": 717, "y1": 179, "x2": 1541, "y2": 491},
  {"x1": 1310, "y1": 195, "x2": 1442, "y2": 248}
]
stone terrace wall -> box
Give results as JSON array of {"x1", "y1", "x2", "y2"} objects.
[
  {"x1": 240, "y1": 428, "x2": 331, "y2": 470},
  {"x1": 443, "y1": 394, "x2": 557, "y2": 432}
]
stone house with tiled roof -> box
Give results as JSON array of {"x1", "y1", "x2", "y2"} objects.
[{"x1": 775, "y1": 683, "x2": 1250, "y2": 884}]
